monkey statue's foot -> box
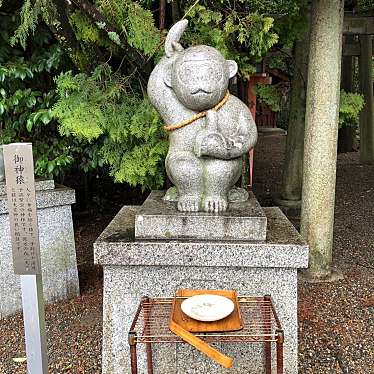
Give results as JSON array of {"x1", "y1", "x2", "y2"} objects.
[
  {"x1": 203, "y1": 195, "x2": 228, "y2": 213},
  {"x1": 177, "y1": 195, "x2": 200, "y2": 212}
]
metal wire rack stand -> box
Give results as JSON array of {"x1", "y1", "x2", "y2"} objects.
[{"x1": 128, "y1": 295, "x2": 284, "y2": 374}]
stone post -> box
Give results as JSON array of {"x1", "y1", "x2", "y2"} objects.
[
  {"x1": 300, "y1": 0, "x2": 344, "y2": 278},
  {"x1": 278, "y1": 11, "x2": 310, "y2": 207},
  {"x1": 359, "y1": 35, "x2": 374, "y2": 163}
]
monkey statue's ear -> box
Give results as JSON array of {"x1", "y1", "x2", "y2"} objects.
[
  {"x1": 163, "y1": 62, "x2": 173, "y2": 87},
  {"x1": 227, "y1": 60, "x2": 238, "y2": 78}
]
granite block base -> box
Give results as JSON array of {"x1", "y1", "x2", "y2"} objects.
[
  {"x1": 0, "y1": 181, "x2": 79, "y2": 317},
  {"x1": 135, "y1": 190, "x2": 267, "y2": 241},
  {"x1": 95, "y1": 205, "x2": 308, "y2": 374}
]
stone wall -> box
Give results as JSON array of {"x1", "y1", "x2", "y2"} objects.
[{"x1": 0, "y1": 179, "x2": 80, "y2": 317}]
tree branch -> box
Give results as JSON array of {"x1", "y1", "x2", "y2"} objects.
[
  {"x1": 43, "y1": 0, "x2": 99, "y2": 72},
  {"x1": 72, "y1": 0, "x2": 148, "y2": 82},
  {"x1": 73, "y1": 0, "x2": 119, "y2": 34}
]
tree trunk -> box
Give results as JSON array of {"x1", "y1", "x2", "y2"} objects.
[
  {"x1": 159, "y1": 0, "x2": 167, "y2": 30},
  {"x1": 279, "y1": 8, "x2": 310, "y2": 204},
  {"x1": 359, "y1": 35, "x2": 374, "y2": 163},
  {"x1": 300, "y1": 0, "x2": 344, "y2": 278},
  {"x1": 171, "y1": 0, "x2": 181, "y2": 23}
]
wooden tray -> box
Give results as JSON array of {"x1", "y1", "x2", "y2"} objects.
[{"x1": 170, "y1": 289, "x2": 243, "y2": 333}]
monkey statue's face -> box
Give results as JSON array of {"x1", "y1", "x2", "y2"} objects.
[{"x1": 166, "y1": 46, "x2": 237, "y2": 112}]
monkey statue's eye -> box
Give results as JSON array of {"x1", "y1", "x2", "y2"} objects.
[
  {"x1": 177, "y1": 64, "x2": 193, "y2": 83},
  {"x1": 205, "y1": 65, "x2": 222, "y2": 80}
]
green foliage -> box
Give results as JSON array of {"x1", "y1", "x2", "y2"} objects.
[
  {"x1": 9, "y1": 0, "x2": 46, "y2": 49},
  {"x1": 3, "y1": 0, "x2": 166, "y2": 188},
  {"x1": 224, "y1": 12, "x2": 278, "y2": 59},
  {"x1": 0, "y1": 10, "x2": 97, "y2": 179},
  {"x1": 267, "y1": 51, "x2": 291, "y2": 74},
  {"x1": 96, "y1": 0, "x2": 161, "y2": 57},
  {"x1": 357, "y1": 0, "x2": 374, "y2": 12},
  {"x1": 182, "y1": 2, "x2": 279, "y2": 80},
  {"x1": 235, "y1": 0, "x2": 301, "y2": 14},
  {"x1": 2, "y1": 0, "x2": 312, "y2": 190},
  {"x1": 53, "y1": 65, "x2": 168, "y2": 189},
  {"x1": 70, "y1": 11, "x2": 103, "y2": 44},
  {"x1": 339, "y1": 90, "x2": 365, "y2": 129},
  {"x1": 124, "y1": 1, "x2": 161, "y2": 56},
  {"x1": 272, "y1": 0, "x2": 308, "y2": 48},
  {"x1": 255, "y1": 83, "x2": 282, "y2": 112}
]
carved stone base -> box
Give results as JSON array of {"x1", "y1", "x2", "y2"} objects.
[{"x1": 134, "y1": 190, "x2": 267, "y2": 242}]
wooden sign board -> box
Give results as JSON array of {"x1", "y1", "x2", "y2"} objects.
[
  {"x1": 3, "y1": 143, "x2": 41, "y2": 275},
  {"x1": 343, "y1": 42, "x2": 361, "y2": 56},
  {"x1": 344, "y1": 16, "x2": 374, "y2": 35}
]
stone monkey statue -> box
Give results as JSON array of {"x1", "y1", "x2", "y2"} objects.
[{"x1": 147, "y1": 20, "x2": 257, "y2": 213}]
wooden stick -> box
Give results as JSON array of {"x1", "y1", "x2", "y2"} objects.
[{"x1": 169, "y1": 320, "x2": 233, "y2": 369}]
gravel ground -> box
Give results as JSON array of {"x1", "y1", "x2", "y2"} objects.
[
  {"x1": 0, "y1": 134, "x2": 373, "y2": 373},
  {"x1": 0, "y1": 215, "x2": 109, "y2": 374},
  {"x1": 254, "y1": 135, "x2": 374, "y2": 374}
]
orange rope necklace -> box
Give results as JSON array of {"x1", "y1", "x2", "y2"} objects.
[{"x1": 163, "y1": 91, "x2": 230, "y2": 132}]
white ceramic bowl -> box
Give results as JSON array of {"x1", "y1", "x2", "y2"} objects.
[{"x1": 181, "y1": 294, "x2": 235, "y2": 322}]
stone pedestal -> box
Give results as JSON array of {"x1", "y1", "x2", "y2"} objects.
[
  {"x1": 95, "y1": 192, "x2": 308, "y2": 374},
  {"x1": 0, "y1": 179, "x2": 80, "y2": 317},
  {"x1": 135, "y1": 191, "x2": 267, "y2": 241}
]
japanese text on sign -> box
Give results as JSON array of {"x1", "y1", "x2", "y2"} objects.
[{"x1": 3, "y1": 143, "x2": 41, "y2": 275}]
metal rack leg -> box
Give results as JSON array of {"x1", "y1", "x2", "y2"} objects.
[
  {"x1": 265, "y1": 341, "x2": 272, "y2": 374},
  {"x1": 276, "y1": 329, "x2": 284, "y2": 374},
  {"x1": 264, "y1": 295, "x2": 272, "y2": 374},
  {"x1": 129, "y1": 331, "x2": 138, "y2": 374},
  {"x1": 142, "y1": 296, "x2": 154, "y2": 374},
  {"x1": 146, "y1": 343, "x2": 154, "y2": 374}
]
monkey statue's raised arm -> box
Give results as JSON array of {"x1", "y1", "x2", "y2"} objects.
[{"x1": 147, "y1": 20, "x2": 258, "y2": 213}]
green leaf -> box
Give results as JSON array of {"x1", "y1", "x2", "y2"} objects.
[
  {"x1": 255, "y1": 83, "x2": 282, "y2": 112},
  {"x1": 26, "y1": 118, "x2": 33, "y2": 131},
  {"x1": 40, "y1": 110, "x2": 52, "y2": 124},
  {"x1": 108, "y1": 31, "x2": 121, "y2": 46},
  {"x1": 47, "y1": 162, "x2": 54, "y2": 174},
  {"x1": 339, "y1": 90, "x2": 365, "y2": 128},
  {"x1": 26, "y1": 96, "x2": 36, "y2": 108}
]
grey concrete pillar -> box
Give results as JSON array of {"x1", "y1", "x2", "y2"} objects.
[
  {"x1": 279, "y1": 16, "x2": 310, "y2": 207},
  {"x1": 300, "y1": 0, "x2": 344, "y2": 278},
  {"x1": 359, "y1": 35, "x2": 374, "y2": 163}
]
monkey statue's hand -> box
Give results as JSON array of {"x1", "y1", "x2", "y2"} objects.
[
  {"x1": 194, "y1": 130, "x2": 227, "y2": 158},
  {"x1": 171, "y1": 41, "x2": 184, "y2": 53},
  {"x1": 206, "y1": 110, "x2": 218, "y2": 132},
  {"x1": 194, "y1": 110, "x2": 224, "y2": 157}
]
